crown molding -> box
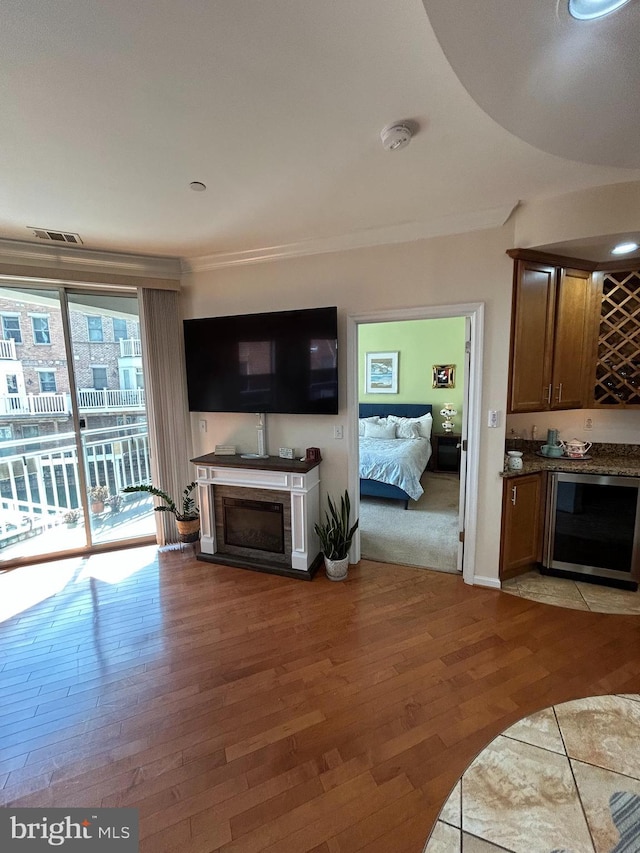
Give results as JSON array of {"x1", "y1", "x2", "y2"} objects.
[
  {"x1": 181, "y1": 204, "x2": 517, "y2": 273},
  {"x1": 0, "y1": 238, "x2": 181, "y2": 279}
]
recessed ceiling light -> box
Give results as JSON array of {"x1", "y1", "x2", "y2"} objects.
[
  {"x1": 189, "y1": 181, "x2": 207, "y2": 192},
  {"x1": 568, "y1": 0, "x2": 633, "y2": 20},
  {"x1": 611, "y1": 241, "x2": 639, "y2": 255}
]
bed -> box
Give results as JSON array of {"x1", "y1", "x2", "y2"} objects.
[{"x1": 359, "y1": 403, "x2": 433, "y2": 509}]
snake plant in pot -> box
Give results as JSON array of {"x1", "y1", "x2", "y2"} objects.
[
  {"x1": 121, "y1": 481, "x2": 200, "y2": 542},
  {"x1": 314, "y1": 489, "x2": 359, "y2": 581}
]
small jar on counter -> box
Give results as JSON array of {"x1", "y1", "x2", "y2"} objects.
[{"x1": 506, "y1": 450, "x2": 523, "y2": 471}]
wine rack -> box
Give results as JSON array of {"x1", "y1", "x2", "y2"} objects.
[{"x1": 594, "y1": 270, "x2": 640, "y2": 406}]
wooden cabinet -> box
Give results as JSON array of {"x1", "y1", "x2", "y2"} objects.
[
  {"x1": 500, "y1": 473, "x2": 545, "y2": 579},
  {"x1": 508, "y1": 260, "x2": 595, "y2": 413}
]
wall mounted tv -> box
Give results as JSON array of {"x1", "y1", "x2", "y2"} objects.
[{"x1": 184, "y1": 306, "x2": 338, "y2": 414}]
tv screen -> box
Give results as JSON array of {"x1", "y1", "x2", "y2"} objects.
[{"x1": 184, "y1": 306, "x2": 338, "y2": 414}]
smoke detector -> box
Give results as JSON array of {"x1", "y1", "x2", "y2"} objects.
[{"x1": 380, "y1": 123, "x2": 413, "y2": 152}]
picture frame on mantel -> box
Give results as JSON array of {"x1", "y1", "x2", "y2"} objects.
[{"x1": 365, "y1": 352, "x2": 398, "y2": 394}]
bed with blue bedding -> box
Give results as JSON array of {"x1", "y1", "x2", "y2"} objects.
[{"x1": 359, "y1": 403, "x2": 433, "y2": 509}]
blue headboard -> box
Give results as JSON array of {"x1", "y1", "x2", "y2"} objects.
[{"x1": 359, "y1": 403, "x2": 432, "y2": 419}]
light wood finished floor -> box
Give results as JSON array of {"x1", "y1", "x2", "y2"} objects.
[{"x1": 1, "y1": 547, "x2": 640, "y2": 853}]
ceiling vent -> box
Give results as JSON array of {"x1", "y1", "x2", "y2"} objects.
[{"x1": 29, "y1": 227, "x2": 83, "y2": 245}]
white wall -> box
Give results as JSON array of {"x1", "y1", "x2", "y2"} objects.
[{"x1": 182, "y1": 223, "x2": 515, "y2": 584}]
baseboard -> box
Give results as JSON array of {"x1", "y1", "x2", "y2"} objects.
[{"x1": 472, "y1": 574, "x2": 501, "y2": 589}]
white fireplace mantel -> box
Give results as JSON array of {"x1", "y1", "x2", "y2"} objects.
[{"x1": 192, "y1": 454, "x2": 322, "y2": 579}]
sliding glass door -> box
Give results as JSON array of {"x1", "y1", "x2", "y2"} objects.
[{"x1": 0, "y1": 286, "x2": 155, "y2": 564}]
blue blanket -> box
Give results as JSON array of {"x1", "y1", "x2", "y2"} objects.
[{"x1": 359, "y1": 437, "x2": 432, "y2": 501}]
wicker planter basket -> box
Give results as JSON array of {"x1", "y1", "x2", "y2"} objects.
[{"x1": 176, "y1": 518, "x2": 200, "y2": 543}]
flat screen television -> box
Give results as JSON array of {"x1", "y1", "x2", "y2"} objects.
[{"x1": 183, "y1": 306, "x2": 338, "y2": 414}]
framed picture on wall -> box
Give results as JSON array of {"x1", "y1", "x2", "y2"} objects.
[
  {"x1": 365, "y1": 352, "x2": 399, "y2": 394},
  {"x1": 432, "y1": 364, "x2": 455, "y2": 389}
]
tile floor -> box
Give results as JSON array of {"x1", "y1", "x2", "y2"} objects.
[
  {"x1": 423, "y1": 694, "x2": 640, "y2": 853},
  {"x1": 501, "y1": 570, "x2": 640, "y2": 615}
]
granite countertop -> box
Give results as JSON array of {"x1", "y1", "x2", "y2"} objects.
[{"x1": 501, "y1": 441, "x2": 640, "y2": 479}]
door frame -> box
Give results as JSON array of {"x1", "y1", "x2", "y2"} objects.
[{"x1": 347, "y1": 301, "x2": 484, "y2": 585}]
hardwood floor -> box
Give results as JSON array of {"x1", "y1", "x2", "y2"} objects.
[{"x1": 1, "y1": 546, "x2": 640, "y2": 852}]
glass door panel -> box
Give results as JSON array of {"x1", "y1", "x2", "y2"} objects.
[
  {"x1": 0, "y1": 287, "x2": 86, "y2": 562},
  {"x1": 0, "y1": 285, "x2": 156, "y2": 566},
  {"x1": 67, "y1": 292, "x2": 155, "y2": 545}
]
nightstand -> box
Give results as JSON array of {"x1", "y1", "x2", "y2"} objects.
[{"x1": 431, "y1": 433, "x2": 462, "y2": 473}]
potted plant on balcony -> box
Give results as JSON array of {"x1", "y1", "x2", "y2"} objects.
[
  {"x1": 88, "y1": 484, "x2": 109, "y2": 514},
  {"x1": 63, "y1": 509, "x2": 80, "y2": 528},
  {"x1": 314, "y1": 489, "x2": 359, "y2": 581},
  {"x1": 121, "y1": 481, "x2": 200, "y2": 542},
  {"x1": 106, "y1": 494, "x2": 123, "y2": 514}
]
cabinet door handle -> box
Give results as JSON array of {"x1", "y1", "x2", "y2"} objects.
[
  {"x1": 557, "y1": 383, "x2": 563, "y2": 403},
  {"x1": 511, "y1": 486, "x2": 517, "y2": 506},
  {"x1": 547, "y1": 384, "x2": 552, "y2": 404}
]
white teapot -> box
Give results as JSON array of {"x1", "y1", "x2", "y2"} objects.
[{"x1": 559, "y1": 438, "x2": 592, "y2": 458}]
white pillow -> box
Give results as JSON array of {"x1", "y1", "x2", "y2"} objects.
[
  {"x1": 358, "y1": 416, "x2": 381, "y2": 437},
  {"x1": 388, "y1": 413, "x2": 433, "y2": 440},
  {"x1": 364, "y1": 420, "x2": 397, "y2": 439}
]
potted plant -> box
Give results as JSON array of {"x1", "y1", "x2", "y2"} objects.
[
  {"x1": 121, "y1": 481, "x2": 200, "y2": 542},
  {"x1": 106, "y1": 494, "x2": 123, "y2": 514},
  {"x1": 314, "y1": 489, "x2": 359, "y2": 581},
  {"x1": 63, "y1": 509, "x2": 80, "y2": 528},
  {"x1": 88, "y1": 484, "x2": 109, "y2": 514}
]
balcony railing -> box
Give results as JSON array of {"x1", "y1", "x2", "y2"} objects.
[
  {"x1": 0, "y1": 422, "x2": 152, "y2": 549},
  {"x1": 119, "y1": 339, "x2": 142, "y2": 357},
  {"x1": 77, "y1": 388, "x2": 145, "y2": 411},
  {"x1": 0, "y1": 339, "x2": 17, "y2": 360},
  {"x1": 0, "y1": 393, "x2": 70, "y2": 416},
  {"x1": 0, "y1": 387, "x2": 146, "y2": 417}
]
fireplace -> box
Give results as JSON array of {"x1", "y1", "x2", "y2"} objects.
[
  {"x1": 223, "y1": 497, "x2": 284, "y2": 554},
  {"x1": 193, "y1": 453, "x2": 322, "y2": 579},
  {"x1": 213, "y1": 485, "x2": 292, "y2": 569}
]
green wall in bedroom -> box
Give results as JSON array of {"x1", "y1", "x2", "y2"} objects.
[{"x1": 358, "y1": 317, "x2": 466, "y2": 433}]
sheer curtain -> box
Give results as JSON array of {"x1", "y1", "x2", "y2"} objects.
[{"x1": 139, "y1": 288, "x2": 194, "y2": 546}]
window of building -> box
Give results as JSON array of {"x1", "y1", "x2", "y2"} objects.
[
  {"x1": 113, "y1": 318, "x2": 127, "y2": 341},
  {"x1": 22, "y1": 425, "x2": 40, "y2": 439},
  {"x1": 87, "y1": 316, "x2": 104, "y2": 342},
  {"x1": 31, "y1": 316, "x2": 51, "y2": 345},
  {"x1": 6, "y1": 374, "x2": 18, "y2": 394},
  {"x1": 1, "y1": 314, "x2": 22, "y2": 344},
  {"x1": 38, "y1": 371, "x2": 57, "y2": 393},
  {"x1": 0, "y1": 426, "x2": 12, "y2": 441},
  {"x1": 92, "y1": 367, "x2": 108, "y2": 389}
]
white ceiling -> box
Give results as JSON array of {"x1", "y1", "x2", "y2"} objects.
[{"x1": 1, "y1": 0, "x2": 639, "y2": 263}]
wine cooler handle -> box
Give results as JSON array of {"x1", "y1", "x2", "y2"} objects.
[{"x1": 511, "y1": 486, "x2": 517, "y2": 506}]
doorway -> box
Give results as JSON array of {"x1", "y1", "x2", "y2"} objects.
[
  {"x1": 348, "y1": 303, "x2": 484, "y2": 585},
  {"x1": 0, "y1": 285, "x2": 156, "y2": 565}
]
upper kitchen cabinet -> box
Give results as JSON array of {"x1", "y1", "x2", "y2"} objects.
[{"x1": 507, "y1": 258, "x2": 596, "y2": 413}]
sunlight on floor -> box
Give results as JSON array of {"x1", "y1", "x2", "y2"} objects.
[{"x1": 0, "y1": 545, "x2": 159, "y2": 623}]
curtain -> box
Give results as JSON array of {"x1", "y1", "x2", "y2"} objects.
[{"x1": 138, "y1": 288, "x2": 193, "y2": 546}]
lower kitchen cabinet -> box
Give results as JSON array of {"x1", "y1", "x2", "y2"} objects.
[{"x1": 500, "y1": 473, "x2": 545, "y2": 580}]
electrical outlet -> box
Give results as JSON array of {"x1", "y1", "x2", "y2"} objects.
[
  {"x1": 584, "y1": 417, "x2": 593, "y2": 430},
  {"x1": 487, "y1": 410, "x2": 499, "y2": 428},
  {"x1": 333, "y1": 425, "x2": 344, "y2": 439}
]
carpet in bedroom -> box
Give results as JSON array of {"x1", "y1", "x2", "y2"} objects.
[{"x1": 359, "y1": 470, "x2": 460, "y2": 572}]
